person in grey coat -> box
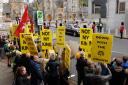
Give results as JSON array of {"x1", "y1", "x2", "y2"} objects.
[{"x1": 85, "y1": 63, "x2": 112, "y2": 85}]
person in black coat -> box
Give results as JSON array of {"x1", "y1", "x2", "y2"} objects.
[
  {"x1": 19, "y1": 53, "x2": 31, "y2": 75},
  {"x1": 45, "y1": 53, "x2": 60, "y2": 85},
  {"x1": 110, "y1": 60, "x2": 128, "y2": 85},
  {"x1": 59, "y1": 50, "x2": 70, "y2": 85},
  {"x1": 76, "y1": 52, "x2": 88, "y2": 85},
  {"x1": 15, "y1": 66, "x2": 31, "y2": 85},
  {"x1": 13, "y1": 51, "x2": 22, "y2": 74}
]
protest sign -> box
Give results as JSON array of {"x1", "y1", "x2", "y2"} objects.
[
  {"x1": 20, "y1": 33, "x2": 31, "y2": 54},
  {"x1": 91, "y1": 33, "x2": 113, "y2": 64},
  {"x1": 24, "y1": 34, "x2": 38, "y2": 56},
  {"x1": 56, "y1": 26, "x2": 65, "y2": 48},
  {"x1": 41, "y1": 29, "x2": 53, "y2": 50},
  {"x1": 80, "y1": 28, "x2": 93, "y2": 58}
]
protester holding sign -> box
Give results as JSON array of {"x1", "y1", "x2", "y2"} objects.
[
  {"x1": 76, "y1": 52, "x2": 88, "y2": 85},
  {"x1": 59, "y1": 48, "x2": 70, "y2": 85}
]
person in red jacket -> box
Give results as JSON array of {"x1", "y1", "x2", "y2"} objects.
[
  {"x1": 92, "y1": 22, "x2": 96, "y2": 33},
  {"x1": 119, "y1": 22, "x2": 125, "y2": 39}
]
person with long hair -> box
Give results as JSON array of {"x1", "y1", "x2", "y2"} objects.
[{"x1": 15, "y1": 66, "x2": 31, "y2": 85}]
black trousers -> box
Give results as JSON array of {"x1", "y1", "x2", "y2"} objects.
[
  {"x1": 47, "y1": 76, "x2": 59, "y2": 85},
  {"x1": 97, "y1": 27, "x2": 102, "y2": 32},
  {"x1": 120, "y1": 32, "x2": 123, "y2": 39},
  {"x1": 77, "y1": 72, "x2": 84, "y2": 85}
]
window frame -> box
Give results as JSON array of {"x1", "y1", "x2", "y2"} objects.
[
  {"x1": 92, "y1": 3, "x2": 101, "y2": 14},
  {"x1": 116, "y1": 1, "x2": 126, "y2": 14}
]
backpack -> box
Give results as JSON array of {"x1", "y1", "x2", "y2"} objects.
[{"x1": 4, "y1": 44, "x2": 10, "y2": 52}]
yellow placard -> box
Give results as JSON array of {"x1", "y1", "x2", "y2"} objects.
[
  {"x1": 24, "y1": 24, "x2": 31, "y2": 33},
  {"x1": 33, "y1": 33, "x2": 39, "y2": 40},
  {"x1": 80, "y1": 28, "x2": 93, "y2": 58},
  {"x1": 91, "y1": 33, "x2": 113, "y2": 64},
  {"x1": 56, "y1": 26, "x2": 65, "y2": 48},
  {"x1": 10, "y1": 24, "x2": 18, "y2": 39},
  {"x1": 20, "y1": 33, "x2": 31, "y2": 54},
  {"x1": 24, "y1": 34, "x2": 38, "y2": 56},
  {"x1": 41, "y1": 29, "x2": 53, "y2": 50},
  {"x1": 64, "y1": 44, "x2": 71, "y2": 69}
]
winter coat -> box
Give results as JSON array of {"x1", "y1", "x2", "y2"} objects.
[{"x1": 15, "y1": 75, "x2": 31, "y2": 85}]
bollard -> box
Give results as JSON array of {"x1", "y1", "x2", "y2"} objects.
[
  {"x1": 108, "y1": 28, "x2": 111, "y2": 34},
  {"x1": 95, "y1": 27, "x2": 98, "y2": 33},
  {"x1": 115, "y1": 28, "x2": 118, "y2": 37},
  {"x1": 101, "y1": 28, "x2": 104, "y2": 34},
  {"x1": 123, "y1": 29, "x2": 127, "y2": 38}
]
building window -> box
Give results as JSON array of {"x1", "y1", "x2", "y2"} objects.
[
  {"x1": 92, "y1": 2, "x2": 101, "y2": 14},
  {"x1": 6, "y1": 13, "x2": 10, "y2": 18},
  {"x1": 116, "y1": 0, "x2": 125, "y2": 14},
  {"x1": 119, "y1": 2, "x2": 125, "y2": 13},
  {"x1": 94, "y1": 5, "x2": 101, "y2": 14},
  {"x1": 79, "y1": 0, "x2": 88, "y2": 7}
]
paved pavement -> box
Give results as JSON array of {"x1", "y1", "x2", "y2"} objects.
[{"x1": 0, "y1": 58, "x2": 13, "y2": 85}]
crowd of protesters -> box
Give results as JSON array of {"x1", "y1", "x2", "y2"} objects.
[
  {"x1": 0, "y1": 36, "x2": 70, "y2": 85},
  {"x1": 76, "y1": 47, "x2": 128, "y2": 85},
  {"x1": 0, "y1": 27, "x2": 128, "y2": 85}
]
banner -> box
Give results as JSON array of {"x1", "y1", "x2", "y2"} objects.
[
  {"x1": 41, "y1": 29, "x2": 53, "y2": 50},
  {"x1": 20, "y1": 33, "x2": 31, "y2": 54},
  {"x1": 56, "y1": 26, "x2": 65, "y2": 48},
  {"x1": 80, "y1": 28, "x2": 93, "y2": 58},
  {"x1": 25, "y1": 34, "x2": 38, "y2": 56},
  {"x1": 91, "y1": 33, "x2": 113, "y2": 64},
  {"x1": 64, "y1": 44, "x2": 71, "y2": 69}
]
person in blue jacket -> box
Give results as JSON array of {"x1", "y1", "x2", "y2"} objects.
[{"x1": 30, "y1": 55, "x2": 43, "y2": 85}]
